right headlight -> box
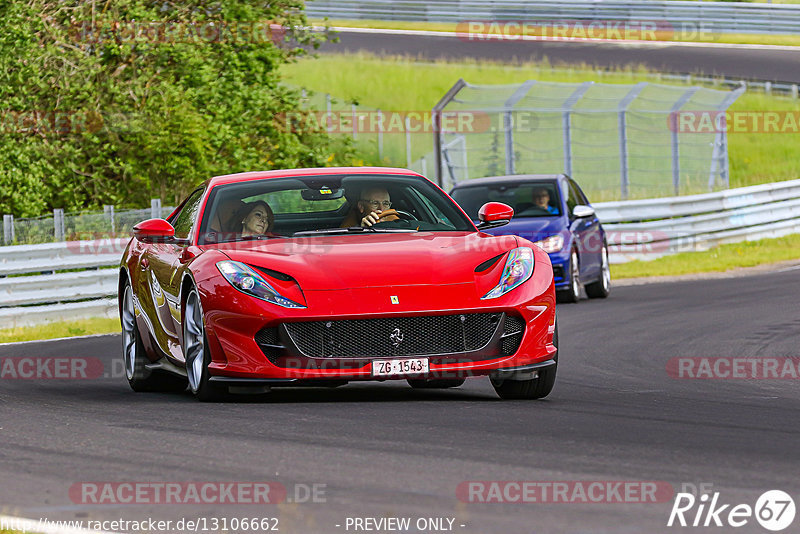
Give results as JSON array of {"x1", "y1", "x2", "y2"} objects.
[
  {"x1": 481, "y1": 247, "x2": 535, "y2": 300},
  {"x1": 532, "y1": 234, "x2": 564, "y2": 253},
  {"x1": 216, "y1": 260, "x2": 305, "y2": 308}
]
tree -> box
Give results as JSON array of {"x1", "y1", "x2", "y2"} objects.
[{"x1": 0, "y1": 0, "x2": 353, "y2": 216}]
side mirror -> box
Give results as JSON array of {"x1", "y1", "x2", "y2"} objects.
[
  {"x1": 572, "y1": 205, "x2": 595, "y2": 219},
  {"x1": 476, "y1": 202, "x2": 514, "y2": 230},
  {"x1": 133, "y1": 218, "x2": 177, "y2": 243}
]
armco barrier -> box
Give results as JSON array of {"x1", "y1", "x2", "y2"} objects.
[
  {"x1": 2, "y1": 180, "x2": 800, "y2": 328},
  {"x1": 307, "y1": 0, "x2": 800, "y2": 35},
  {"x1": 594, "y1": 179, "x2": 800, "y2": 263}
]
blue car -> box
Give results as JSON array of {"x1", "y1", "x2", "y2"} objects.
[{"x1": 450, "y1": 174, "x2": 610, "y2": 303}]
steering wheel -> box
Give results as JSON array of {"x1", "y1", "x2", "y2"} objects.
[
  {"x1": 393, "y1": 209, "x2": 418, "y2": 221},
  {"x1": 374, "y1": 208, "x2": 418, "y2": 223}
]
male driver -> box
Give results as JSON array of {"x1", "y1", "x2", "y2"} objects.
[
  {"x1": 341, "y1": 187, "x2": 400, "y2": 227},
  {"x1": 532, "y1": 187, "x2": 558, "y2": 215}
]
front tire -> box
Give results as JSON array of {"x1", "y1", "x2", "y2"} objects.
[
  {"x1": 585, "y1": 243, "x2": 611, "y2": 299},
  {"x1": 121, "y1": 282, "x2": 186, "y2": 393},
  {"x1": 183, "y1": 287, "x2": 225, "y2": 402},
  {"x1": 491, "y1": 315, "x2": 558, "y2": 400}
]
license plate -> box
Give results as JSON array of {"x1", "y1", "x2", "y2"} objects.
[{"x1": 372, "y1": 358, "x2": 429, "y2": 377}]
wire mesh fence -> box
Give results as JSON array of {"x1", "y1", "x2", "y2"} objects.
[
  {"x1": 432, "y1": 79, "x2": 744, "y2": 200},
  {"x1": 2, "y1": 205, "x2": 172, "y2": 246}
]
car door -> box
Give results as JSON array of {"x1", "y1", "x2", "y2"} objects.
[
  {"x1": 568, "y1": 178, "x2": 602, "y2": 279},
  {"x1": 143, "y1": 188, "x2": 205, "y2": 361}
]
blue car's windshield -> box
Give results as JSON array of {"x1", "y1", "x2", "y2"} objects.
[{"x1": 451, "y1": 181, "x2": 562, "y2": 220}]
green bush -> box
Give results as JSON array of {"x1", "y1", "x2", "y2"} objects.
[{"x1": 0, "y1": 0, "x2": 355, "y2": 217}]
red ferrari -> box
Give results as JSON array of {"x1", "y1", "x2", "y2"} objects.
[{"x1": 119, "y1": 167, "x2": 558, "y2": 401}]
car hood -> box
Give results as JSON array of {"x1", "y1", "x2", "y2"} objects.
[
  {"x1": 481, "y1": 217, "x2": 566, "y2": 243},
  {"x1": 211, "y1": 232, "x2": 519, "y2": 290}
]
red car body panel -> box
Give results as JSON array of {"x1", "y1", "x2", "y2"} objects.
[{"x1": 119, "y1": 167, "x2": 557, "y2": 383}]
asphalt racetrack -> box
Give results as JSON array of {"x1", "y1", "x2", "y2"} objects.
[
  {"x1": 2, "y1": 268, "x2": 799, "y2": 533},
  {"x1": 321, "y1": 28, "x2": 800, "y2": 83}
]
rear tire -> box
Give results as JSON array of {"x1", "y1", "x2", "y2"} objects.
[
  {"x1": 585, "y1": 243, "x2": 611, "y2": 299},
  {"x1": 407, "y1": 378, "x2": 466, "y2": 389},
  {"x1": 121, "y1": 282, "x2": 187, "y2": 393},
  {"x1": 556, "y1": 250, "x2": 580, "y2": 304},
  {"x1": 491, "y1": 316, "x2": 558, "y2": 400}
]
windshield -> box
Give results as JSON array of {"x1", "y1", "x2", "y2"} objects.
[
  {"x1": 198, "y1": 173, "x2": 475, "y2": 244},
  {"x1": 450, "y1": 181, "x2": 562, "y2": 220}
]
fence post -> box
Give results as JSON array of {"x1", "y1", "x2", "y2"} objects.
[
  {"x1": 405, "y1": 116, "x2": 412, "y2": 168},
  {"x1": 151, "y1": 199, "x2": 162, "y2": 219},
  {"x1": 104, "y1": 205, "x2": 115, "y2": 234},
  {"x1": 351, "y1": 103, "x2": 358, "y2": 140},
  {"x1": 617, "y1": 82, "x2": 647, "y2": 200},
  {"x1": 792, "y1": 84, "x2": 798, "y2": 99},
  {"x1": 54, "y1": 209, "x2": 65, "y2": 241},
  {"x1": 421, "y1": 156, "x2": 427, "y2": 177},
  {"x1": 670, "y1": 87, "x2": 699, "y2": 196},
  {"x1": 325, "y1": 93, "x2": 332, "y2": 133},
  {"x1": 503, "y1": 80, "x2": 536, "y2": 176},
  {"x1": 3, "y1": 214, "x2": 13, "y2": 245},
  {"x1": 561, "y1": 81, "x2": 593, "y2": 177},
  {"x1": 377, "y1": 109, "x2": 384, "y2": 161}
]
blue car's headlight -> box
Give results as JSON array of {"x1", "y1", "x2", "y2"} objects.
[
  {"x1": 532, "y1": 234, "x2": 564, "y2": 253},
  {"x1": 482, "y1": 247, "x2": 535, "y2": 300},
  {"x1": 216, "y1": 260, "x2": 305, "y2": 308}
]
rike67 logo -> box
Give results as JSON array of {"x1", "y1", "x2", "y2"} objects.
[{"x1": 668, "y1": 489, "x2": 796, "y2": 531}]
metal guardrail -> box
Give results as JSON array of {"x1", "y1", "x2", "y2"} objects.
[
  {"x1": 307, "y1": 0, "x2": 800, "y2": 34},
  {"x1": 594, "y1": 179, "x2": 800, "y2": 263},
  {"x1": 0, "y1": 240, "x2": 123, "y2": 329},
  {"x1": 1, "y1": 179, "x2": 799, "y2": 327}
]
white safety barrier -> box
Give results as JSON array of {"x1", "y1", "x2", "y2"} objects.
[
  {"x1": 0, "y1": 239, "x2": 124, "y2": 329},
  {"x1": 594, "y1": 179, "x2": 800, "y2": 263},
  {"x1": 2, "y1": 179, "x2": 800, "y2": 327}
]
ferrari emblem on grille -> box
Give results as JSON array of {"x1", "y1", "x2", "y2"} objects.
[
  {"x1": 390, "y1": 328, "x2": 404, "y2": 347},
  {"x1": 390, "y1": 296, "x2": 399, "y2": 304}
]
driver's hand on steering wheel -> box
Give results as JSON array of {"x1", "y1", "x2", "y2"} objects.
[{"x1": 361, "y1": 210, "x2": 382, "y2": 227}]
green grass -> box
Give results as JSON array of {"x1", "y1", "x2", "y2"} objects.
[
  {"x1": 611, "y1": 233, "x2": 800, "y2": 278},
  {"x1": 282, "y1": 53, "x2": 800, "y2": 199},
  {"x1": 314, "y1": 19, "x2": 800, "y2": 47},
  {"x1": 0, "y1": 317, "x2": 120, "y2": 344}
]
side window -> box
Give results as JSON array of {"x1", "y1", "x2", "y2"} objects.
[{"x1": 171, "y1": 188, "x2": 205, "y2": 239}]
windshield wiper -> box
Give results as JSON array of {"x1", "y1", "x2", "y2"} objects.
[
  {"x1": 235, "y1": 234, "x2": 285, "y2": 241},
  {"x1": 293, "y1": 227, "x2": 417, "y2": 236}
]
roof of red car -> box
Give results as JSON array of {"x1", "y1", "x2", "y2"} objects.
[{"x1": 209, "y1": 167, "x2": 422, "y2": 187}]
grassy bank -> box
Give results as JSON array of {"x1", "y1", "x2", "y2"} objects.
[
  {"x1": 611, "y1": 233, "x2": 800, "y2": 278},
  {"x1": 282, "y1": 53, "x2": 800, "y2": 195},
  {"x1": 0, "y1": 317, "x2": 119, "y2": 344}
]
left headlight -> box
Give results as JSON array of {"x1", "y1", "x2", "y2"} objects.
[
  {"x1": 216, "y1": 260, "x2": 305, "y2": 308},
  {"x1": 482, "y1": 247, "x2": 535, "y2": 300}
]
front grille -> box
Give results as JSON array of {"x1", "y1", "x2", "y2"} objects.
[
  {"x1": 284, "y1": 313, "x2": 503, "y2": 359},
  {"x1": 255, "y1": 327, "x2": 282, "y2": 364},
  {"x1": 501, "y1": 315, "x2": 525, "y2": 355},
  {"x1": 552, "y1": 265, "x2": 565, "y2": 282}
]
